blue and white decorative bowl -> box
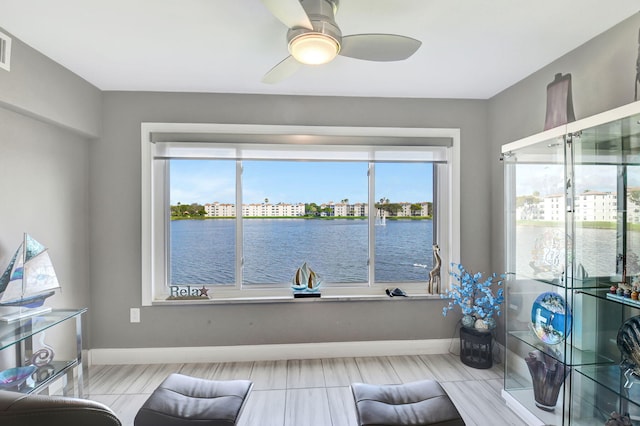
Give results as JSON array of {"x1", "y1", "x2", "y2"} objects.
[
  {"x1": 530, "y1": 292, "x2": 572, "y2": 345},
  {"x1": 0, "y1": 365, "x2": 37, "y2": 390}
]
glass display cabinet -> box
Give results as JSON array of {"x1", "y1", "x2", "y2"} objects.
[
  {"x1": 502, "y1": 101, "x2": 640, "y2": 425},
  {"x1": 0, "y1": 308, "x2": 86, "y2": 396}
]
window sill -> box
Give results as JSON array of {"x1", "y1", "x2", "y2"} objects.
[{"x1": 150, "y1": 292, "x2": 443, "y2": 306}]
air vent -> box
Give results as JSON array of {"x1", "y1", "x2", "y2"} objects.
[{"x1": 0, "y1": 31, "x2": 12, "y2": 72}]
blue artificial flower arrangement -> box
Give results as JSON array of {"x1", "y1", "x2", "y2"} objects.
[{"x1": 441, "y1": 263, "x2": 505, "y2": 320}]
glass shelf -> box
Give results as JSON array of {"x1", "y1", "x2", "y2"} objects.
[
  {"x1": 511, "y1": 276, "x2": 617, "y2": 291},
  {"x1": 574, "y1": 364, "x2": 640, "y2": 423},
  {"x1": 509, "y1": 275, "x2": 564, "y2": 287},
  {"x1": 570, "y1": 276, "x2": 626, "y2": 291},
  {"x1": 0, "y1": 308, "x2": 87, "y2": 350},
  {"x1": 580, "y1": 287, "x2": 640, "y2": 310},
  {"x1": 575, "y1": 364, "x2": 640, "y2": 408},
  {"x1": 509, "y1": 330, "x2": 614, "y2": 366},
  {"x1": 6, "y1": 360, "x2": 78, "y2": 394}
]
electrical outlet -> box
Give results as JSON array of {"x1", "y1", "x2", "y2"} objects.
[{"x1": 130, "y1": 308, "x2": 140, "y2": 323}]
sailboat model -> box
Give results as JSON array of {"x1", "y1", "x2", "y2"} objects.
[{"x1": 0, "y1": 234, "x2": 60, "y2": 321}]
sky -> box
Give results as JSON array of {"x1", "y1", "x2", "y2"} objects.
[{"x1": 170, "y1": 160, "x2": 433, "y2": 205}]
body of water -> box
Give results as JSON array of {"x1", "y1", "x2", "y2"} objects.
[{"x1": 170, "y1": 219, "x2": 434, "y2": 285}]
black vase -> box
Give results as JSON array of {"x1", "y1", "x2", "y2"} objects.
[{"x1": 524, "y1": 350, "x2": 571, "y2": 411}]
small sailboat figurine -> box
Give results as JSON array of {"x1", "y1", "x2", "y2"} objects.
[
  {"x1": 0, "y1": 234, "x2": 60, "y2": 321},
  {"x1": 292, "y1": 262, "x2": 322, "y2": 297}
]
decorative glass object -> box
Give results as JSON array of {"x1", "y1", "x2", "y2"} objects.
[
  {"x1": 530, "y1": 292, "x2": 572, "y2": 345},
  {"x1": 525, "y1": 350, "x2": 571, "y2": 412},
  {"x1": 0, "y1": 365, "x2": 37, "y2": 390},
  {"x1": 617, "y1": 315, "x2": 640, "y2": 377}
]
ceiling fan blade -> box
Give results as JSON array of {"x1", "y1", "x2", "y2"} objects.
[
  {"x1": 339, "y1": 34, "x2": 422, "y2": 61},
  {"x1": 261, "y1": 0, "x2": 313, "y2": 30},
  {"x1": 262, "y1": 55, "x2": 302, "y2": 84}
]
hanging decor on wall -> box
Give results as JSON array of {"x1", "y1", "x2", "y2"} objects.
[{"x1": 544, "y1": 73, "x2": 576, "y2": 130}]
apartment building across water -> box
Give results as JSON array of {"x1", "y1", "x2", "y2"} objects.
[{"x1": 203, "y1": 201, "x2": 431, "y2": 218}]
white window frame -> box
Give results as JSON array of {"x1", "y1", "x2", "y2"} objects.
[{"x1": 141, "y1": 123, "x2": 460, "y2": 305}]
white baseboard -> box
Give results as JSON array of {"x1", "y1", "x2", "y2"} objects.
[{"x1": 88, "y1": 338, "x2": 456, "y2": 366}]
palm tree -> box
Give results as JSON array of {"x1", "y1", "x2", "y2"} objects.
[
  {"x1": 341, "y1": 198, "x2": 350, "y2": 216},
  {"x1": 376, "y1": 197, "x2": 390, "y2": 216}
]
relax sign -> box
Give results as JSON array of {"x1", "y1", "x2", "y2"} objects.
[{"x1": 167, "y1": 285, "x2": 210, "y2": 300}]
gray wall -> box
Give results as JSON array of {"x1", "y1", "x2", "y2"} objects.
[
  {"x1": 91, "y1": 93, "x2": 488, "y2": 349},
  {"x1": 0, "y1": 27, "x2": 100, "y2": 346},
  {"x1": 0, "y1": 106, "x2": 91, "y2": 324}
]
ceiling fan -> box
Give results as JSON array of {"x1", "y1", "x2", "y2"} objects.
[{"x1": 260, "y1": 0, "x2": 422, "y2": 84}]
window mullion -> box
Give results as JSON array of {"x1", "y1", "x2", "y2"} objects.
[
  {"x1": 432, "y1": 163, "x2": 439, "y2": 245},
  {"x1": 368, "y1": 162, "x2": 375, "y2": 286},
  {"x1": 236, "y1": 160, "x2": 243, "y2": 289}
]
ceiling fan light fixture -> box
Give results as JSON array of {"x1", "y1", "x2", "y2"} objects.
[{"x1": 289, "y1": 33, "x2": 340, "y2": 65}]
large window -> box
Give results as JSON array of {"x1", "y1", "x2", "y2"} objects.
[{"x1": 142, "y1": 124, "x2": 460, "y2": 304}]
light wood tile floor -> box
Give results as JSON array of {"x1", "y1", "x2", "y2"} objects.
[{"x1": 84, "y1": 354, "x2": 526, "y2": 426}]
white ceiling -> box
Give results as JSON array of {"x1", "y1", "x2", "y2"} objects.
[{"x1": 1, "y1": 0, "x2": 638, "y2": 99}]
